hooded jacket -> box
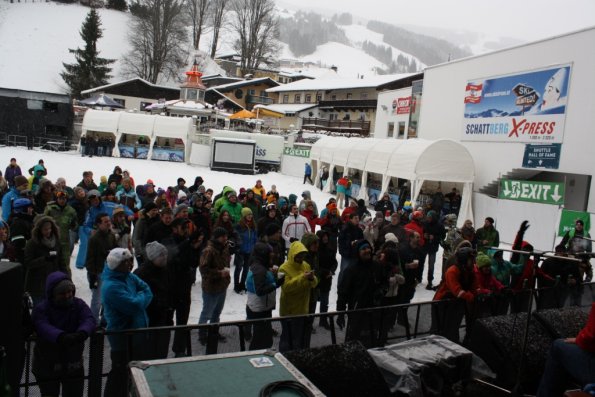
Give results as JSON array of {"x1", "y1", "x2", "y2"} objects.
[
  {"x1": 246, "y1": 243, "x2": 278, "y2": 312},
  {"x1": 101, "y1": 266, "x2": 152, "y2": 351},
  {"x1": 279, "y1": 242, "x2": 318, "y2": 316},
  {"x1": 298, "y1": 190, "x2": 318, "y2": 216},
  {"x1": 24, "y1": 217, "x2": 68, "y2": 300},
  {"x1": 31, "y1": 272, "x2": 96, "y2": 370},
  {"x1": 281, "y1": 212, "x2": 311, "y2": 248}
]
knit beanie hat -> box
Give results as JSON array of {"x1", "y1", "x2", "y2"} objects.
[
  {"x1": 241, "y1": 207, "x2": 253, "y2": 218},
  {"x1": 212, "y1": 227, "x2": 228, "y2": 239},
  {"x1": 173, "y1": 203, "x2": 189, "y2": 217},
  {"x1": 106, "y1": 248, "x2": 133, "y2": 270},
  {"x1": 145, "y1": 241, "x2": 167, "y2": 262},
  {"x1": 384, "y1": 233, "x2": 399, "y2": 244},
  {"x1": 355, "y1": 239, "x2": 371, "y2": 252},
  {"x1": 476, "y1": 253, "x2": 492, "y2": 269},
  {"x1": 100, "y1": 175, "x2": 108, "y2": 183},
  {"x1": 300, "y1": 232, "x2": 319, "y2": 249},
  {"x1": 143, "y1": 202, "x2": 157, "y2": 212},
  {"x1": 288, "y1": 194, "x2": 298, "y2": 205}
]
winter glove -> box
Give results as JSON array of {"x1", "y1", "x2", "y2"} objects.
[
  {"x1": 460, "y1": 291, "x2": 474, "y2": 303},
  {"x1": 519, "y1": 220, "x2": 530, "y2": 233},
  {"x1": 57, "y1": 331, "x2": 86, "y2": 347},
  {"x1": 336, "y1": 314, "x2": 345, "y2": 330}
]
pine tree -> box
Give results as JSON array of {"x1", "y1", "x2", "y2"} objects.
[{"x1": 61, "y1": 9, "x2": 115, "y2": 98}]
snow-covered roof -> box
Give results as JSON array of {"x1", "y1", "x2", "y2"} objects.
[
  {"x1": 81, "y1": 77, "x2": 179, "y2": 95},
  {"x1": 267, "y1": 74, "x2": 413, "y2": 93},
  {"x1": 208, "y1": 77, "x2": 279, "y2": 91},
  {"x1": 144, "y1": 99, "x2": 210, "y2": 111},
  {"x1": 254, "y1": 103, "x2": 317, "y2": 114}
]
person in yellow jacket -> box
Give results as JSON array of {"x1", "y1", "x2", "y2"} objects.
[{"x1": 278, "y1": 241, "x2": 318, "y2": 351}]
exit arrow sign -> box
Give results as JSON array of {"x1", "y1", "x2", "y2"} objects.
[{"x1": 499, "y1": 179, "x2": 564, "y2": 205}]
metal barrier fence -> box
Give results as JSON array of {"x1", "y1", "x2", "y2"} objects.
[{"x1": 17, "y1": 283, "x2": 595, "y2": 396}]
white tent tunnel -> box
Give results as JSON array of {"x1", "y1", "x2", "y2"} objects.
[
  {"x1": 309, "y1": 137, "x2": 475, "y2": 227},
  {"x1": 80, "y1": 109, "x2": 193, "y2": 163}
]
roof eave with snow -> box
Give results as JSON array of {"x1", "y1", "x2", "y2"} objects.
[{"x1": 81, "y1": 77, "x2": 180, "y2": 95}]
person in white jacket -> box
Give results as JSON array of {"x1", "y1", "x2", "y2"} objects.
[{"x1": 281, "y1": 204, "x2": 311, "y2": 249}]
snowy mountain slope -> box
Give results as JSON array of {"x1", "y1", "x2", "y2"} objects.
[
  {"x1": 340, "y1": 23, "x2": 427, "y2": 69},
  {"x1": 0, "y1": 2, "x2": 131, "y2": 94}
]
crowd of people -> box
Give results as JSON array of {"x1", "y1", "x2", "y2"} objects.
[{"x1": 0, "y1": 156, "x2": 594, "y2": 396}]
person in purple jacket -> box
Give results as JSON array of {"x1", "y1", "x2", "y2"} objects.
[{"x1": 31, "y1": 271, "x2": 96, "y2": 397}]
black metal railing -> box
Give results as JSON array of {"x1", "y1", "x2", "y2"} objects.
[{"x1": 17, "y1": 282, "x2": 595, "y2": 396}]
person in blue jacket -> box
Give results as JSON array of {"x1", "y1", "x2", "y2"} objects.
[
  {"x1": 303, "y1": 162, "x2": 313, "y2": 185},
  {"x1": 101, "y1": 248, "x2": 152, "y2": 397},
  {"x1": 75, "y1": 190, "x2": 133, "y2": 269}
]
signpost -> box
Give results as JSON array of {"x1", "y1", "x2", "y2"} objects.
[
  {"x1": 522, "y1": 143, "x2": 561, "y2": 169},
  {"x1": 499, "y1": 179, "x2": 564, "y2": 205},
  {"x1": 284, "y1": 147, "x2": 310, "y2": 158}
]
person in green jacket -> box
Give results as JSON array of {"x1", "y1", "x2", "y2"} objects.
[
  {"x1": 220, "y1": 190, "x2": 243, "y2": 225},
  {"x1": 44, "y1": 191, "x2": 78, "y2": 274},
  {"x1": 476, "y1": 217, "x2": 500, "y2": 254}
]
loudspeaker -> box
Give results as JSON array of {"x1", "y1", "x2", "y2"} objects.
[
  {"x1": 283, "y1": 341, "x2": 392, "y2": 397},
  {"x1": 0, "y1": 262, "x2": 24, "y2": 395},
  {"x1": 468, "y1": 307, "x2": 589, "y2": 393}
]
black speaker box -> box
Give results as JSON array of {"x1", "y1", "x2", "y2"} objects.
[
  {"x1": 468, "y1": 307, "x2": 589, "y2": 393},
  {"x1": 283, "y1": 341, "x2": 392, "y2": 397},
  {"x1": 0, "y1": 262, "x2": 24, "y2": 395}
]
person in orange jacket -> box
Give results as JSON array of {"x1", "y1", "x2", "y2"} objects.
[{"x1": 432, "y1": 247, "x2": 479, "y2": 343}]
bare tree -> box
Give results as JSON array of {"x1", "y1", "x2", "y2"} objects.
[
  {"x1": 188, "y1": 0, "x2": 209, "y2": 50},
  {"x1": 123, "y1": 0, "x2": 189, "y2": 84},
  {"x1": 230, "y1": 0, "x2": 280, "y2": 75},
  {"x1": 209, "y1": 0, "x2": 228, "y2": 59}
]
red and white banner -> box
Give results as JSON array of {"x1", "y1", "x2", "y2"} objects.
[
  {"x1": 464, "y1": 83, "x2": 483, "y2": 104},
  {"x1": 392, "y1": 96, "x2": 411, "y2": 115}
]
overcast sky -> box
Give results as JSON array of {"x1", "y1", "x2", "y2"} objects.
[{"x1": 276, "y1": 0, "x2": 595, "y2": 41}]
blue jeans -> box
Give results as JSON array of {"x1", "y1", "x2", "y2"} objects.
[
  {"x1": 198, "y1": 290, "x2": 227, "y2": 336},
  {"x1": 88, "y1": 272, "x2": 102, "y2": 322},
  {"x1": 537, "y1": 339, "x2": 595, "y2": 397}
]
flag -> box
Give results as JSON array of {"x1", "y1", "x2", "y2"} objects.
[{"x1": 464, "y1": 83, "x2": 483, "y2": 104}]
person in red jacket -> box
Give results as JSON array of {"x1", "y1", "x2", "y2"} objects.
[
  {"x1": 537, "y1": 302, "x2": 595, "y2": 397},
  {"x1": 300, "y1": 200, "x2": 318, "y2": 233},
  {"x1": 432, "y1": 247, "x2": 479, "y2": 343},
  {"x1": 509, "y1": 220, "x2": 554, "y2": 313},
  {"x1": 405, "y1": 211, "x2": 426, "y2": 282}
]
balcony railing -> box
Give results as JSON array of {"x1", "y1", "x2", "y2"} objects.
[
  {"x1": 246, "y1": 94, "x2": 273, "y2": 105},
  {"x1": 318, "y1": 99, "x2": 377, "y2": 109},
  {"x1": 301, "y1": 117, "x2": 371, "y2": 135}
]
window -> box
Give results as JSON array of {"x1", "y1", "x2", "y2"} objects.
[
  {"x1": 294, "y1": 94, "x2": 301, "y2": 103},
  {"x1": 360, "y1": 92, "x2": 368, "y2": 99},
  {"x1": 359, "y1": 112, "x2": 366, "y2": 121},
  {"x1": 387, "y1": 122, "x2": 395, "y2": 138},
  {"x1": 331, "y1": 94, "x2": 337, "y2": 101},
  {"x1": 316, "y1": 93, "x2": 322, "y2": 102},
  {"x1": 260, "y1": 91, "x2": 268, "y2": 97},
  {"x1": 329, "y1": 113, "x2": 338, "y2": 121},
  {"x1": 140, "y1": 101, "x2": 153, "y2": 110},
  {"x1": 305, "y1": 94, "x2": 312, "y2": 103},
  {"x1": 346, "y1": 93, "x2": 353, "y2": 100},
  {"x1": 186, "y1": 89, "x2": 198, "y2": 100},
  {"x1": 398, "y1": 122, "x2": 406, "y2": 138},
  {"x1": 248, "y1": 89, "x2": 256, "y2": 96},
  {"x1": 283, "y1": 95, "x2": 289, "y2": 104},
  {"x1": 113, "y1": 98, "x2": 125, "y2": 108}
]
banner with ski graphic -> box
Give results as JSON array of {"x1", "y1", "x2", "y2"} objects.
[{"x1": 462, "y1": 64, "x2": 571, "y2": 143}]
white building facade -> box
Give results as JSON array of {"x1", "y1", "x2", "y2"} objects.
[
  {"x1": 374, "y1": 87, "x2": 413, "y2": 139},
  {"x1": 416, "y1": 26, "x2": 595, "y2": 249}
]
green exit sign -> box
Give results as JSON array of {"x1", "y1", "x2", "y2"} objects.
[{"x1": 499, "y1": 179, "x2": 564, "y2": 205}]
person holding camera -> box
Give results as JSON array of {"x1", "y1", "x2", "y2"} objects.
[{"x1": 24, "y1": 216, "x2": 69, "y2": 306}]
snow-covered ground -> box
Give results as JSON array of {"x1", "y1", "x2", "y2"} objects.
[{"x1": 0, "y1": 147, "x2": 441, "y2": 324}]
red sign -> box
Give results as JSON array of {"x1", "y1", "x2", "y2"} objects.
[
  {"x1": 392, "y1": 96, "x2": 411, "y2": 115},
  {"x1": 464, "y1": 83, "x2": 483, "y2": 104}
]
